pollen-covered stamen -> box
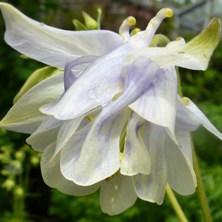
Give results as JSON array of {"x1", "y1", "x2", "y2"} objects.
[
  {"x1": 143, "y1": 8, "x2": 173, "y2": 44},
  {"x1": 119, "y1": 16, "x2": 136, "y2": 41},
  {"x1": 131, "y1": 28, "x2": 141, "y2": 36},
  {"x1": 181, "y1": 97, "x2": 190, "y2": 105}
]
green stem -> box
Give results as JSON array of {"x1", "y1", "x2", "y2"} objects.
[
  {"x1": 192, "y1": 147, "x2": 213, "y2": 222},
  {"x1": 166, "y1": 184, "x2": 189, "y2": 222}
]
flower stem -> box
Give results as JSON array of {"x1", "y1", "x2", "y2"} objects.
[
  {"x1": 192, "y1": 147, "x2": 213, "y2": 222},
  {"x1": 166, "y1": 184, "x2": 189, "y2": 222}
]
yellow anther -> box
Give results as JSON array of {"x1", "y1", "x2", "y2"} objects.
[
  {"x1": 164, "y1": 8, "x2": 173, "y2": 18},
  {"x1": 176, "y1": 36, "x2": 182, "y2": 41},
  {"x1": 131, "y1": 28, "x2": 141, "y2": 36},
  {"x1": 126, "y1": 16, "x2": 136, "y2": 26},
  {"x1": 181, "y1": 97, "x2": 190, "y2": 105},
  {"x1": 86, "y1": 115, "x2": 94, "y2": 121},
  {"x1": 119, "y1": 152, "x2": 124, "y2": 161}
]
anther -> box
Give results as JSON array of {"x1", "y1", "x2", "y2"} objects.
[
  {"x1": 119, "y1": 16, "x2": 136, "y2": 40},
  {"x1": 181, "y1": 97, "x2": 190, "y2": 105},
  {"x1": 131, "y1": 28, "x2": 141, "y2": 36}
]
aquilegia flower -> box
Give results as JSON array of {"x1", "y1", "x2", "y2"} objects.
[{"x1": 0, "y1": 2, "x2": 222, "y2": 215}]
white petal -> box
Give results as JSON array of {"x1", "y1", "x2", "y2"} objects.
[
  {"x1": 100, "y1": 174, "x2": 137, "y2": 215},
  {"x1": 175, "y1": 97, "x2": 201, "y2": 132},
  {"x1": 185, "y1": 98, "x2": 222, "y2": 140},
  {"x1": 133, "y1": 124, "x2": 167, "y2": 204},
  {"x1": 165, "y1": 132, "x2": 197, "y2": 195},
  {"x1": 120, "y1": 113, "x2": 151, "y2": 176},
  {"x1": 41, "y1": 142, "x2": 100, "y2": 196},
  {"x1": 53, "y1": 117, "x2": 84, "y2": 159},
  {"x1": 0, "y1": 73, "x2": 63, "y2": 133},
  {"x1": 130, "y1": 66, "x2": 177, "y2": 142},
  {"x1": 0, "y1": 2, "x2": 123, "y2": 68},
  {"x1": 61, "y1": 109, "x2": 128, "y2": 186},
  {"x1": 26, "y1": 116, "x2": 62, "y2": 152}
]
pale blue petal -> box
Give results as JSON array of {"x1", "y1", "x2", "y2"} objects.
[
  {"x1": 133, "y1": 124, "x2": 167, "y2": 204},
  {"x1": 26, "y1": 116, "x2": 62, "y2": 152},
  {"x1": 0, "y1": 2, "x2": 123, "y2": 68},
  {"x1": 0, "y1": 73, "x2": 63, "y2": 133},
  {"x1": 100, "y1": 174, "x2": 137, "y2": 215},
  {"x1": 130, "y1": 66, "x2": 177, "y2": 142},
  {"x1": 41, "y1": 57, "x2": 161, "y2": 120},
  {"x1": 60, "y1": 109, "x2": 129, "y2": 185},
  {"x1": 64, "y1": 56, "x2": 98, "y2": 90},
  {"x1": 184, "y1": 98, "x2": 222, "y2": 140},
  {"x1": 41, "y1": 142, "x2": 100, "y2": 196},
  {"x1": 120, "y1": 113, "x2": 151, "y2": 176},
  {"x1": 40, "y1": 54, "x2": 125, "y2": 120},
  {"x1": 165, "y1": 132, "x2": 196, "y2": 195}
]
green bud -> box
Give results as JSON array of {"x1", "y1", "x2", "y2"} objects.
[
  {"x1": 14, "y1": 186, "x2": 24, "y2": 197},
  {"x1": 73, "y1": 19, "x2": 88, "y2": 30},
  {"x1": 15, "y1": 151, "x2": 25, "y2": 161},
  {"x1": 82, "y1": 11, "x2": 98, "y2": 30},
  {"x1": 2, "y1": 178, "x2": 15, "y2": 191}
]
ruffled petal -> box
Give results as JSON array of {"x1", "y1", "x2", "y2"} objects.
[
  {"x1": 120, "y1": 113, "x2": 151, "y2": 176},
  {"x1": 0, "y1": 2, "x2": 123, "y2": 68},
  {"x1": 41, "y1": 56, "x2": 161, "y2": 120},
  {"x1": 136, "y1": 18, "x2": 221, "y2": 70},
  {"x1": 61, "y1": 109, "x2": 128, "y2": 185},
  {"x1": 100, "y1": 174, "x2": 137, "y2": 215},
  {"x1": 165, "y1": 132, "x2": 196, "y2": 195},
  {"x1": 26, "y1": 116, "x2": 62, "y2": 152},
  {"x1": 130, "y1": 66, "x2": 177, "y2": 142},
  {"x1": 41, "y1": 142, "x2": 100, "y2": 196},
  {"x1": 41, "y1": 54, "x2": 125, "y2": 120},
  {"x1": 0, "y1": 74, "x2": 63, "y2": 133},
  {"x1": 183, "y1": 98, "x2": 222, "y2": 140},
  {"x1": 133, "y1": 124, "x2": 167, "y2": 204}
]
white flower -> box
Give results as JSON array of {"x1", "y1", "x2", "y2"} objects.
[{"x1": 0, "y1": 2, "x2": 221, "y2": 215}]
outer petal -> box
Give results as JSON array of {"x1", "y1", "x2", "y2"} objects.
[
  {"x1": 165, "y1": 132, "x2": 197, "y2": 195},
  {"x1": 41, "y1": 142, "x2": 100, "y2": 196},
  {"x1": 183, "y1": 98, "x2": 222, "y2": 140},
  {"x1": 0, "y1": 2, "x2": 123, "y2": 68},
  {"x1": 26, "y1": 116, "x2": 62, "y2": 152},
  {"x1": 130, "y1": 66, "x2": 177, "y2": 142},
  {"x1": 137, "y1": 18, "x2": 221, "y2": 70},
  {"x1": 133, "y1": 124, "x2": 167, "y2": 204},
  {"x1": 120, "y1": 113, "x2": 151, "y2": 176},
  {"x1": 100, "y1": 174, "x2": 137, "y2": 215},
  {"x1": 0, "y1": 73, "x2": 64, "y2": 133},
  {"x1": 61, "y1": 109, "x2": 129, "y2": 186}
]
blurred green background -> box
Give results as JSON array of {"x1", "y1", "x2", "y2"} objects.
[{"x1": 0, "y1": 0, "x2": 222, "y2": 221}]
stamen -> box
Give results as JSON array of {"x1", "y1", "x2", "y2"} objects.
[
  {"x1": 130, "y1": 28, "x2": 141, "y2": 36},
  {"x1": 181, "y1": 97, "x2": 190, "y2": 105},
  {"x1": 144, "y1": 8, "x2": 173, "y2": 44},
  {"x1": 85, "y1": 115, "x2": 94, "y2": 121},
  {"x1": 119, "y1": 16, "x2": 136, "y2": 40}
]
